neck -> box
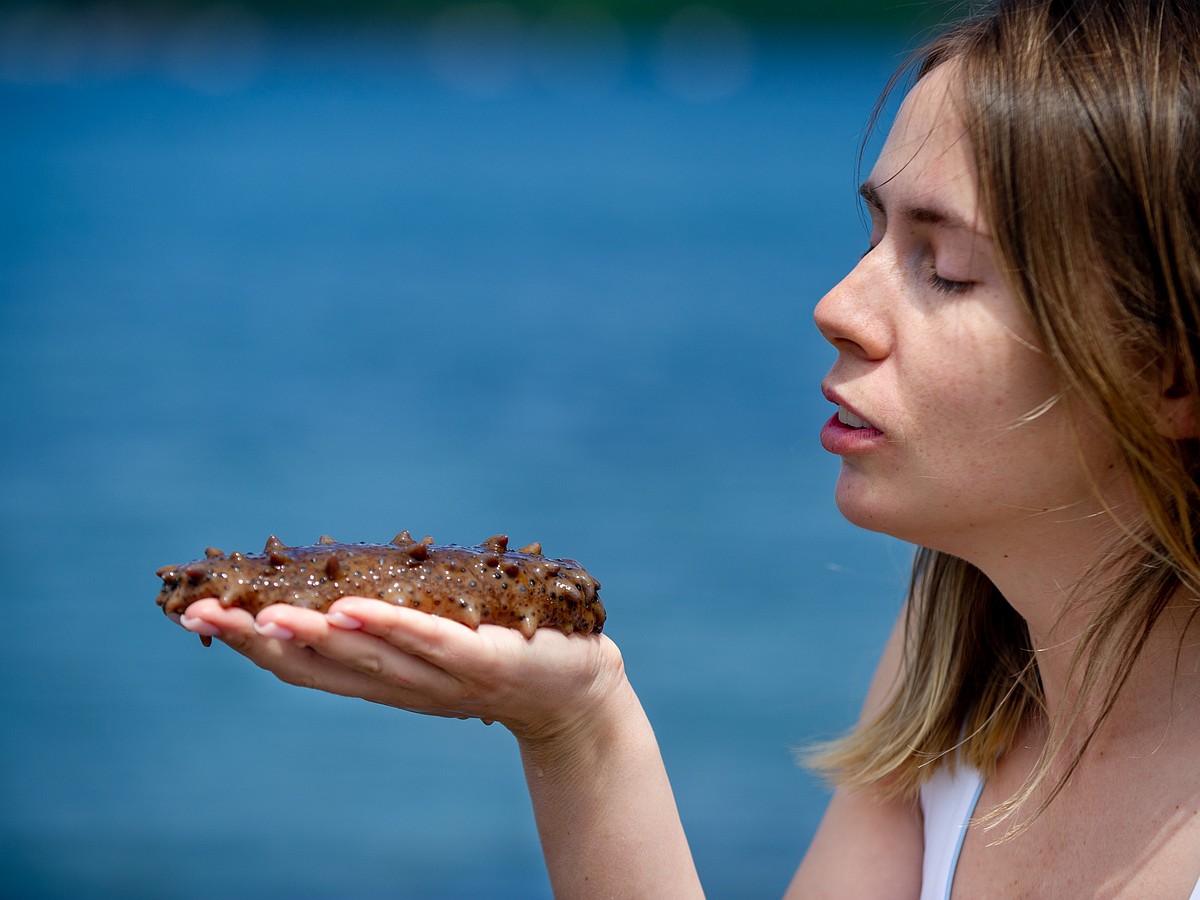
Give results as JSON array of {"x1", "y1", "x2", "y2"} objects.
[{"x1": 965, "y1": 510, "x2": 1200, "y2": 753}]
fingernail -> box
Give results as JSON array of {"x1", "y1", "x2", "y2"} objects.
[
  {"x1": 254, "y1": 621, "x2": 295, "y2": 641},
  {"x1": 327, "y1": 612, "x2": 363, "y2": 630},
  {"x1": 180, "y1": 614, "x2": 221, "y2": 637}
]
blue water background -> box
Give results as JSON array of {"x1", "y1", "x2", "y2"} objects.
[{"x1": 0, "y1": 16, "x2": 917, "y2": 898}]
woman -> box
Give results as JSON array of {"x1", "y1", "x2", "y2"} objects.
[{"x1": 179, "y1": 0, "x2": 1200, "y2": 895}]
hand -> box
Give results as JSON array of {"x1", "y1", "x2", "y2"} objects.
[
  {"x1": 176, "y1": 597, "x2": 625, "y2": 744},
  {"x1": 178, "y1": 599, "x2": 702, "y2": 898}
]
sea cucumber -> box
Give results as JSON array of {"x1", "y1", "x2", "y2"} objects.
[{"x1": 156, "y1": 532, "x2": 604, "y2": 644}]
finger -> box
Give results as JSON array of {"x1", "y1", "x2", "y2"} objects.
[
  {"x1": 253, "y1": 602, "x2": 469, "y2": 700},
  {"x1": 179, "y1": 598, "x2": 446, "y2": 693},
  {"x1": 250, "y1": 603, "x2": 333, "y2": 643},
  {"x1": 326, "y1": 597, "x2": 519, "y2": 670},
  {"x1": 250, "y1": 599, "x2": 405, "y2": 643},
  {"x1": 231, "y1": 636, "x2": 437, "y2": 705},
  {"x1": 181, "y1": 599, "x2": 500, "y2": 717},
  {"x1": 180, "y1": 598, "x2": 255, "y2": 641},
  {"x1": 322, "y1": 600, "x2": 579, "y2": 723}
]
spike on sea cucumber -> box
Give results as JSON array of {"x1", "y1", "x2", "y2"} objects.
[
  {"x1": 407, "y1": 541, "x2": 429, "y2": 562},
  {"x1": 457, "y1": 599, "x2": 482, "y2": 628},
  {"x1": 483, "y1": 535, "x2": 509, "y2": 552},
  {"x1": 324, "y1": 556, "x2": 340, "y2": 579},
  {"x1": 268, "y1": 550, "x2": 289, "y2": 567},
  {"x1": 515, "y1": 613, "x2": 537, "y2": 639},
  {"x1": 264, "y1": 535, "x2": 287, "y2": 553},
  {"x1": 518, "y1": 542, "x2": 543, "y2": 556},
  {"x1": 204, "y1": 547, "x2": 224, "y2": 558},
  {"x1": 318, "y1": 535, "x2": 336, "y2": 545},
  {"x1": 392, "y1": 531, "x2": 414, "y2": 546}
]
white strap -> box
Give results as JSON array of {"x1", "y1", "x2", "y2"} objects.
[{"x1": 919, "y1": 765, "x2": 984, "y2": 900}]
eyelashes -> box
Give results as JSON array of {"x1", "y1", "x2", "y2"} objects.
[
  {"x1": 859, "y1": 244, "x2": 976, "y2": 296},
  {"x1": 927, "y1": 271, "x2": 974, "y2": 295}
]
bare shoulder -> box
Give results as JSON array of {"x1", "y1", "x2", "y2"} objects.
[{"x1": 786, "y1": 783, "x2": 922, "y2": 899}]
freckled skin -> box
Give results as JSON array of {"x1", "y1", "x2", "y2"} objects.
[{"x1": 156, "y1": 532, "x2": 604, "y2": 640}]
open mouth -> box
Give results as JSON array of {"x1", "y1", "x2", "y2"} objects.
[{"x1": 837, "y1": 406, "x2": 873, "y2": 430}]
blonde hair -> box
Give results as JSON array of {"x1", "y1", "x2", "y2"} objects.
[{"x1": 809, "y1": 0, "x2": 1200, "y2": 834}]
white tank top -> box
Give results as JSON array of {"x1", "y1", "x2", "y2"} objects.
[{"x1": 919, "y1": 764, "x2": 1200, "y2": 899}]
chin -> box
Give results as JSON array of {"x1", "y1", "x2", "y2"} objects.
[
  {"x1": 833, "y1": 488, "x2": 902, "y2": 537},
  {"x1": 832, "y1": 483, "x2": 946, "y2": 549}
]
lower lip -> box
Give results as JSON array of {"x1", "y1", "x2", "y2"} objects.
[{"x1": 820, "y1": 413, "x2": 886, "y2": 455}]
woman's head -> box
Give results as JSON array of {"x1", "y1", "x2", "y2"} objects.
[
  {"x1": 816, "y1": 61, "x2": 1129, "y2": 564},
  {"x1": 920, "y1": 0, "x2": 1200, "y2": 577},
  {"x1": 808, "y1": 0, "x2": 1200, "y2": 829}
]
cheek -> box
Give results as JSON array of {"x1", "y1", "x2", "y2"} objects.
[
  {"x1": 950, "y1": 334, "x2": 1060, "y2": 432},
  {"x1": 908, "y1": 353, "x2": 1068, "y2": 481}
]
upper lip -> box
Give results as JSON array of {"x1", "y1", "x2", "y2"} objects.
[{"x1": 821, "y1": 383, "x2": 878, "y2": 431}]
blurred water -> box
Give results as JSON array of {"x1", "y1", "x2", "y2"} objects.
[{"x1": 0, "y1": 14, "x2": 916, "y2": 899}]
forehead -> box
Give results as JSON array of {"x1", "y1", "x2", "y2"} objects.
[{"x1": 868, "y1": 64, "x2": 978, "y2": 215}]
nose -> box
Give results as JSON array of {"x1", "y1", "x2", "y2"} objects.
[{"x1": 813, "y1": 255, "x2": 892, "y2": 361}]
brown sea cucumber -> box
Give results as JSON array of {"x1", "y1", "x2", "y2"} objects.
[{"x1": 156, "y1": 532, "x2": 604, "y2": 644}]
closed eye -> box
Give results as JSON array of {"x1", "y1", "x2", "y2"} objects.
[{"x1": 928, "y1": 270, "x2": 974, "y2": 295}]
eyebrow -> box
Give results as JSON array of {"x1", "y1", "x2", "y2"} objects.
[{"x1": 859, "y1": 180, "x2": 989, "y2": 237}]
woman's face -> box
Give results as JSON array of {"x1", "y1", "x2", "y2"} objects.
[{"x1": 815, "y1": 64, "x2": 1127, "y2": 565}]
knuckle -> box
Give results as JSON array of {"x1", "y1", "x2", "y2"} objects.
[
  {"x1": 348, "y1": 654, "x2": 384, "y2": 676},
  {"x1": 383, "y1": 666, "x2": 420, "y2": 691},
  {"x1": 275, "y1": 668, "x2": 317, "y2": 690},
  {"x1": 221, "y1": 632, "x2": 253, "y2": 654}
]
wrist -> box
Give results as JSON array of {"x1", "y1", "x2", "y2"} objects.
[
  {"x1": 514, "y1": 666, "x2": 645, "y2": 777},
  {"x1": 510, "y1": 654, "x2": 701, "y2": 898}
]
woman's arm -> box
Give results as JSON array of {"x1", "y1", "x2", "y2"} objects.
[
  {"x1": 515, "y1": 675, "x2": 702, "y2": 898},
  {"x1": 785, "y1": 609, "x2": 923, "y2": 899},
  {"x1": 178, "y1": 598, "x2": 703, "y2": 898}
]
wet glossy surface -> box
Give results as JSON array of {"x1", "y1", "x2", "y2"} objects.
[{"x1": 158, "y1": 532, "x2": 604, "y2": 636}]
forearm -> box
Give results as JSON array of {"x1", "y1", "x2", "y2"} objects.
[
  {"x1": 178, "y1": 599, "x2": 696, "y2": 894},
  {"x1": 517, "y1": 677, "x2": 703, "y2": 899}
]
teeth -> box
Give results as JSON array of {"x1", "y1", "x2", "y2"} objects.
[{"x1": 838, "y1": 407, "x2": 869, "y2": 429}]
